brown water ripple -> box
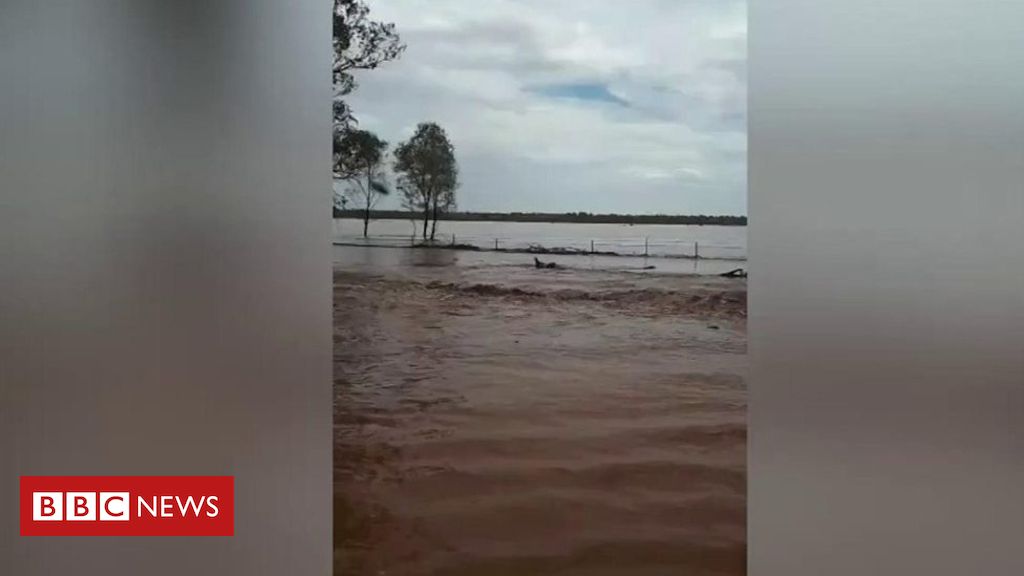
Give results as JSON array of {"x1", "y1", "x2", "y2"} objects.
[{"x1": 335, "y1": 269, "x2": 746, "y2": 575}]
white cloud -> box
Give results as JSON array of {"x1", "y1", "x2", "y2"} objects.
[{"x1": 347, "y1": 0, "x2": 746, "y2": 215}]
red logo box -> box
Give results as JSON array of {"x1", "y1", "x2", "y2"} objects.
[{"x1": 20, "y1": 476, "x2": 234, "y2": 536}]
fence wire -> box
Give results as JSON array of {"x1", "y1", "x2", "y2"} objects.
[{"x1": 334, "y1": 232, "x2": 746, "y2": 261}]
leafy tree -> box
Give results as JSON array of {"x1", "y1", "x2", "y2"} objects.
[
  {"x1": 333, "y1": 0, "x2": 405, "y2": 134},
  {"x1": 431, "y1": 186, "x2": 457, "y2": 240},
  {"x1": 393, "y1": 123, "x2": 458, "y2": 241},
  {"x1": 334, "y1": 129, "x2": 389, "y2": 237}
]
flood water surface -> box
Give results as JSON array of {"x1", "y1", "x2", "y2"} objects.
[
  {"x1": 334, "y1": 246, "x2": 746, "y2": 575},
  {"x1": 334, "y1": 219, "x2": 747, "y2": 275}
]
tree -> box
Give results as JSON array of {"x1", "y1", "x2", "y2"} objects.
[
  {"x1": 334, "y1": 129, "x2": 389, "y2": 237},
  {"x1": 333, "y1": 0, "x2": 405, "y2": 134},
  {"x1": 332, "y1": 190, "x2": 348, "y2": 218},
  {"x1": 393, "y1": 123, "x2": 458, "y2": 241},
  {"x1": 431, "y1": 185, "x2": 457, "y2": 240}
]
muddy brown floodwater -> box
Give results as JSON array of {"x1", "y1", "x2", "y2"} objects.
[{"x1": 334, "y1": 248, "x2": 746, "y2": 576}]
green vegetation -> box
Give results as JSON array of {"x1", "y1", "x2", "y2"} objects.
[
  {"x1": 333, "y1": 0, "x2": 404, "y2": 133},
  {"x1": 334, "y1": 129, "x2": 390, "y2": 237},
  {"x1": 393, "y1": 123, "x2": 459, "y2": 241},
  {"x1": 333, "y1": 3, "x2": 463, "y2": 241}
]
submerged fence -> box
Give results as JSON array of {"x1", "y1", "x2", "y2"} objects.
[{"x1": 334, "y1": 231, "x2": 747, "y2": 261}]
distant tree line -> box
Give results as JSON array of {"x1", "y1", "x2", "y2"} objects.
[{"x1": 332, "y1": 209, "x2": 747, "y2": 226}]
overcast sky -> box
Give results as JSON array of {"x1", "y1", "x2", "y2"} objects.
[{"x1": 346, "y1": 0, "x2": 746, "y2": 215}]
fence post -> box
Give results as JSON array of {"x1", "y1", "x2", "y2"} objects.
[
  {"x1": 694, "y1": 241, "x2": 699, "y2": 259},
  {"x1": 494, "y1": 238, "x2": 499, "y2": 250},
  {"x1": 451, "y1": 234, "x2": 456, "y2": 246},
  {"x1": 590, "y1": 239, "x2": 594, "y2": 254},
  {"x1": 644, "y1": 237, "x2": 649, "y2": 257}
]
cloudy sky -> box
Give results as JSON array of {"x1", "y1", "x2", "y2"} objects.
[{"x1": 346, "y1": 0, "x2": 746, "y2": 215}]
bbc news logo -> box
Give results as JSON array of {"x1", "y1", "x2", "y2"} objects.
[{"x1": 20, "y1": 476, "x2": 233, "y2": 536}]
